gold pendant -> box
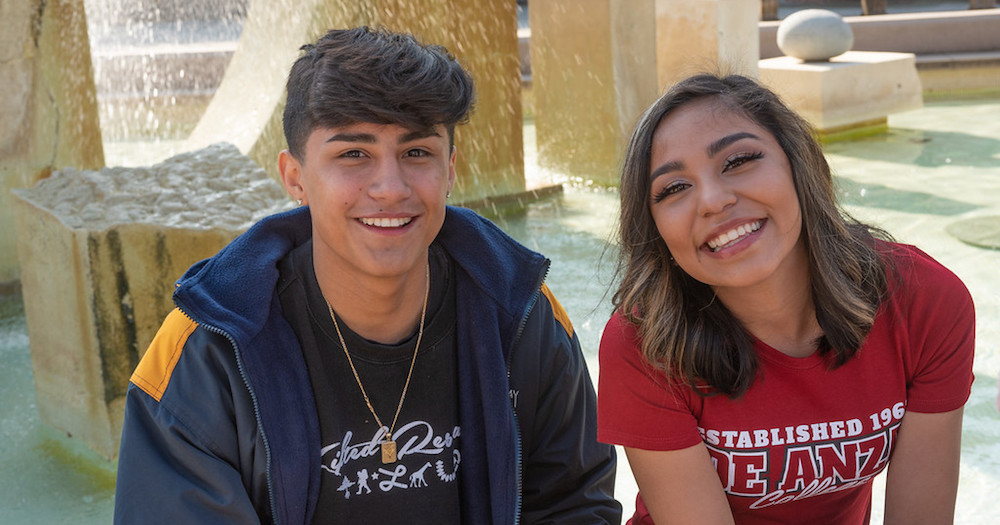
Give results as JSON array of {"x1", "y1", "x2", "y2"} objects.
[{"x1": 381, "y1": 440, "x2": 397, "y2": 464}]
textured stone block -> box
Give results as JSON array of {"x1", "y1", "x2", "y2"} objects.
[
  {"x1": 759, "y1": 51, "x2": 923, "y2": 133},
  {"x1": 12, "y1": 143, "x2": 292, "y2": 459}
]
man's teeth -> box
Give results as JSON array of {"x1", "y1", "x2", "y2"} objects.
[
  {"x1": 361, "y1": 217, "x2": 412, "y2": 228},
  {"x1": 707, "y1": 221, "x2": 761, "y2": 251}
]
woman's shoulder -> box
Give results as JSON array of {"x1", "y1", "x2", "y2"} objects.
[
  {"x1": 601, "y1": 311, "x2": 642, "y2": 352},
  {"x1": 876, "y1": 240, "x2": 973, "y2": 313}
]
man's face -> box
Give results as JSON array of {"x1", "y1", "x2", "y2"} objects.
[{"x1": 280, "y1": 122, "x2": 456, "y2": 282}]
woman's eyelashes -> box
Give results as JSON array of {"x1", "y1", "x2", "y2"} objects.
[
  {"x1": 723, "y1": 151, "x2": 764, "y2": 172},
  {"x1": 652, "y1": 181, "x2": 690, "y2": 203}
]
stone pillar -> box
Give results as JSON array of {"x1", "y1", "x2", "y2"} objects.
[
  {"x1": 529, "y1": 0, "x2": 759, "y2": 184},
  {"x1": 0, "y1": 0, "x2": 104, "y2": 285},
  {"x1": 861, "y1": 0, "x2": 887, "y2": 16},
  {"x1": 529, "y1": 0, "x2": 658, "y2": 184},
  {"x1": 655, "y1": 0, "x2": 760, "y2": 89},
  {"x1": 762, "y1": 0, "x2": 779, "y2": 21},
  {"x1": 186, "y1": 0, "x2": 523, "y2": 203}
]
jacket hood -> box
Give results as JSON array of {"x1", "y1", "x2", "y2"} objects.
[{"x1": 173, "y1": 205, "x2": 312, "y2": 340}]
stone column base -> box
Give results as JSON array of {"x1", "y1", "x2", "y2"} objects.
[{"x1": 759, "y1": 51, "x2": 923, "y2": 135}]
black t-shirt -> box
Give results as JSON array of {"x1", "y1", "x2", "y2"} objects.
[{"x1": 277, "y1": 241, "x2": 461, "y2": 524}]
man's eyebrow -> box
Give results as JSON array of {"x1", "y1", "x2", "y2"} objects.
[
  {"x1": 707, "y1": 131, "x2": 759, "y2": 158},
  {"x1": 322, "y1": 129, "x2": 442, "y2": 145},
  {"x1": 325, "y1": 132, "x2": 376, "y2": 144}
]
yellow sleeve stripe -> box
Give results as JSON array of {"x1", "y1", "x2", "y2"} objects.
[
  {"x1": 131, "y1": 308, "x2": 197, "y2": 402},
  {"x1": 540, "y1": 283, "x2": 574, "y2": 338}
]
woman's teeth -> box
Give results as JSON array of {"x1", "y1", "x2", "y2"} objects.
[{"x1": 707, "y1": 220, "x2": 761, "y2": 252}]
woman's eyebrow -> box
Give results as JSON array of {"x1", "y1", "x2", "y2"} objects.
[
  {"x1": 650, "y1": 160, "x2": 684, "y2": 182},
  {"x1": 707, "y1": 131, "x2": 759, "y2": 158}
]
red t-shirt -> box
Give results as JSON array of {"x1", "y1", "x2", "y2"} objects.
[{"x1": 598, "y1": 243, "x2": 975, "y2": 524}]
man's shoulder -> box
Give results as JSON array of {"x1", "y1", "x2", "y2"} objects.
[
  {"x1": 131, "y1": 308, "x2": 201, "y2": 402},
  {"x1": 131, "y1": 308, "x2": 238, "y2": 404}
]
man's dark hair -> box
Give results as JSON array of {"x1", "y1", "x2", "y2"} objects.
[{"x1": 282, "y1": 26, "x2": 476, "y2": 160}]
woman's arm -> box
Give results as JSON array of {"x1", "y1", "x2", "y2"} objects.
[
  {"x1": 626, "y1": 443, "x2": 736, "y2": 524},
  {"x1": 883, "y1": 408, "x2": 964, "y2": 525}
]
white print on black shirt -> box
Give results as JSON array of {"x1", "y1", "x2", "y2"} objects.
[
  {"x1": 320, "y1": 420, "x2": 461, "y2": 498},
  {"x1": 699, "y1": 401, "x2": 905, "y2": 508}
]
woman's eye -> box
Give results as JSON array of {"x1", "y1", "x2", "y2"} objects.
[
  {"x1": 652, "y1": 182, "x2": 689, "y2": 203},
  {"x1": 723, "y1": 151, "x2": 763, "y2": 171}
]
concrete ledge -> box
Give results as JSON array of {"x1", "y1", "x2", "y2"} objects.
[
  {"x1": 760, "y1": 9, "x2": 1000, "y2": 59},
  {"x1": 457, "y1": 183, "x2": 563, "y2": 218},
  {"x1": 760, "y1": 10, "x2": 1000, "y2": 95},
  {"x1": 93, "y1": 42, "x2": 237, "y2": 97}
]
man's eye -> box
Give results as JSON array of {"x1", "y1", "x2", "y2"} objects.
[
  {"x1": 405, "y1": 149, "x2": 431, "y2": 158},
  {"x1": 723, "y1": 151, "x2": 763, "y2": 171},
  {"x1": 341, "y1": 150, "x2": 365, "y2": 158}
]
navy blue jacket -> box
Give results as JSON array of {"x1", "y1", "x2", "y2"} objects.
[{"x1": 114, "y1": 205, "x2": 620, "y2": 524}]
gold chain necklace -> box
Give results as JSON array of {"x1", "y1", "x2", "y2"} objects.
[{"x1": 325, "y1": 264, "x2": 429, "y2": 464}]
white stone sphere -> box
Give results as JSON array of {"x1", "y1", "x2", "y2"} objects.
[{"x1": 777, "y1": 9, "x2": 854, "y2": 62}]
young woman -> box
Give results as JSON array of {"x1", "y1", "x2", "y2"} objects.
[{"x1": 598, "y1": 74, "x2": 975, "y2": 524}]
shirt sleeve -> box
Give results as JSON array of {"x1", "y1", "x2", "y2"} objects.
[
  {"x1": 895, "y1": 245, "x2": 976, "y2": 414},
  {"x1": 597, "y1": 312, "x2": 704, "y2": 451}
]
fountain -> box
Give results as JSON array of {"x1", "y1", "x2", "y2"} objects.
[
  {"x1": 759, "y1": 9, "x2": 924, "y2": 139},
  {"x1": 11, "y1": 143, "x2": 291, "y2": 460},
  {"x1": 1, "y1": 1, "x2": 999, "y2": 523},
  {"x1": 0, "y1": 0, "x2": 104, "y2": 286}
]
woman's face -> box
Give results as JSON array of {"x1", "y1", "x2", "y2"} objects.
[{"x1": 647, "y1": 97, "x2": 807, "y2": 296}]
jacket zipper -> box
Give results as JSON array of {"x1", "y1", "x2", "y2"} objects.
[
  {"x1": 176, "y1": 306, "x2": 279, "y2": 525},
  {"x1": 506, "y1": 264, "x2": 550, "y2": 525}
]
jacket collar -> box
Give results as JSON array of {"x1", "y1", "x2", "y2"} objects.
[{"x1": 174, "y1": 205, "x2": 549, "y2": 348}]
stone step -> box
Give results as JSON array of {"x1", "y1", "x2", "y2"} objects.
[{"x1": 93, "y1": 40, "x2": 236, "y2": 98}]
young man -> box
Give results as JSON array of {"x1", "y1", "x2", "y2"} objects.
[{"x1": 114, "y1": 27, "x2": 620, "y2": 524}]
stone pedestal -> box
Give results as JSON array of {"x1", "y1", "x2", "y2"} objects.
[
  {"x1": 186, "y1": 0, "x2": 523, "y2": 203},
  {"x1": 12, "y1": 143, "x2": 291, "y2": 459},
  {"x1": 529, "y1": 0, "x2": 760, "y2": 184},
  {"x1": 759, "y1": 51, "x2": 923, "y2": 136}
]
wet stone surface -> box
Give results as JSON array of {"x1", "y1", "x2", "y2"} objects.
[{"x1": 19, "y1": 142, "x2": 291, "y2": 231}]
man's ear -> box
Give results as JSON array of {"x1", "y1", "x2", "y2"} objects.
[
  {"x1": 447, "y1": 145, "x2": 457, "y2": 195},
  {"x1": 278, "y1": 149, "x2": 306, "y2": 204}
]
